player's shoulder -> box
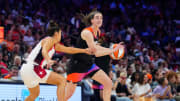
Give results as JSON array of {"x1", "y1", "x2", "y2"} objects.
[
  {"x1": 81, "y1": 30, "x2": 93, "y2": 39},
  {"x1": 41, "y1": 36, "x2": 54, "y2": 45},
  {"x1": 83, "y1": 27, "x2": 93, "y2": 33},
  {"x1": 82, "y1": 29, "x2": 92, "y2": 34}
]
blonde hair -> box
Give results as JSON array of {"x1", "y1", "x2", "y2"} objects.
[
  {"x1": 120, "y1": 72, "x2": 127, "y2": 77},
  {"x1": 13, "y1": 55, "x2": 21, "y2": 65}
]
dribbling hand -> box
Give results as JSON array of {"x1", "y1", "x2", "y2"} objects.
[{"x1": 113, "y1": 42, "x2": 125, "y2": 52}]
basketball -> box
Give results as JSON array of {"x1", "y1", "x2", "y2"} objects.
[{"x1": 109, "y1": 43, "x2": 125, "y2": 60}]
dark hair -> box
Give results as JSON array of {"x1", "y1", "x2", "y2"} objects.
[
  {"x1": 158, "y1": 77, "x2": 166, "y2": 85},
  {"x1": 47, "y1": 20, "x2": 60, "y2": 36},
  {"x1": 152, "y1": 69, "x2": 158, "y2": 81},
  {"x1": 80, "y1": 10, "x2": 102, "y2": 26},
  {"x1": 131, "y1": 72, "x2": 141, "y2": 84},
  {"x1": 138, "y1": 73, "x2": 146, "y2": 85}
]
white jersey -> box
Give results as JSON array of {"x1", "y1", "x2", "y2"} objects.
[
  {"x1": 26, "y1": 38, "x2": 55, "y2": 68},
  {"x1": 20, "y1": 37, "x2": 55, "y2": 88}
]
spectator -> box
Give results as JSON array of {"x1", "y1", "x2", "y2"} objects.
[
  {"x1": 113, "y1": 72, "x2": 132, "y2": 101},
  {"x1": 8, "y1": 24, "x2": 21, "y2": 43},
  {"x1": 132, "y1": 73, "x2": 152, "y2": 101},
  {"x1": 0, "y1": 52, "x2": 8, "y2": 75},
  {"x1": 56, "y1": 55, "x2": 70, "y2": 77},
  {"x1": 23, "y1": 28, "x2": 35, "y2": 46},
  {"x1": 153, "y1": 77, "x2": 175, "y2": 101},
  {"x1": 128, "y1": 72, "x2": 141, "y2": 89},
  {"x1": 23, "y1": 45, "x2": 32, "y2": 59},
  {"x1": 82, "y1": 78, "x2": 94, "y2": 101},
  {"x1": 115, "y1": 59, "x2": 126, "y2": 72},
  {"x1": 2, "y1": 33, "x2": 15, "y2": 52},
  {"x1": 152, "y1": 55, "x2": 163, "y2": 69},
  {"x1": 151, "y1": 69, "x2": 163, "y2": 90},
  {"x1": 12, "y1": 55, "x2": 22, "y2": 69},
  {"x1": 11, "y1": 43, "x2": 23, "y2": 59},
  {"x1": 130, "y1": 58, "x2": 141, "y2": 73},
  {"x1": 167, "y1": 71, "x2": 177, "y2": 96},
  {"x1": 5, "y1": 14, "x2": 13, "y2": 27},
  {"x1": 175, "y1": 72, "x2": 180, "y2": 100},
  {"x1": 1, "y1": 66, "x2": 19, "y2": 80},
  {"x1": 2, "y1": 54, "x2": 11, "y2": 68},
  {"x1": 147, "y1": 73, "x2": 153, "y2": 85}
]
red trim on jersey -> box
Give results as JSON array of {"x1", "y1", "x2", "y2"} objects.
[
  {"x1": 34, "y1": 65, "x2": 47, "y2": 78},
  {"x1": 33, "y1": 45, "x2": 55, "y2": 78}
]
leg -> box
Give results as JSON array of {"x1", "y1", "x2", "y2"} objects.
[
  {"x1": 91, "y1": 70, "x2": 113, "y2": 101},
  {"x1": 46, "y1": 72, "x2": 66, "y2": 101},
  {"x1": 25, "y1": 85, "x2": 40, "y2": 101},
  {"x1": 66, "y1": 72, "x2": 85, "y2": 100},
  {"x1": 65, "y1": 82, "x2": 77, "y2": 100}
]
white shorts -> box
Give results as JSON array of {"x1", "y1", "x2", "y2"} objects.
[{"x1": 20, "y1": 63, "x2": 51, "y2": 88}]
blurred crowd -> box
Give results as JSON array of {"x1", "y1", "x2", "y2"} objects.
[{"x1": 0, "y1": 0, "x2": 180, "y2": 101}]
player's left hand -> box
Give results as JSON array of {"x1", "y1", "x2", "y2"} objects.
[{"x1": 46, "y1": 59, "x2": 57, "y2": 69}]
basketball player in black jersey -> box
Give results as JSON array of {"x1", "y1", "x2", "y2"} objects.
[{"x1": 65, "y1": 10, "x2": 124, "y2": 101}]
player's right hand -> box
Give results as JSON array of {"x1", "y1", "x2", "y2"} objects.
[
  {"x1": 113, "y1": 42, "x2": 125, "y2": 52},
  {"x1": 46, "y1": 59, "x2": 57, "y2": 69}
]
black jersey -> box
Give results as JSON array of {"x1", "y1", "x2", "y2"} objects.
[
  {"x1": 95, "y1": 42, "x2": 110, "y2": 74},
  {"x1": 68, "y1": 27, "x2": 99, "y2": 73}
]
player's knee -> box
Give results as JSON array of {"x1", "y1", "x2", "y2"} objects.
[
  {"x1": 56, "y1": 77, "x2": 66, "y2": 86},
  {"x1": 61, "y1": 78, "x2": 66, "y2": 87}
]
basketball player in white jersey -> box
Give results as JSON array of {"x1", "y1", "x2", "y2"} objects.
[{"x1": 20, "y1": 21, "x2": 91, "y2": 101}]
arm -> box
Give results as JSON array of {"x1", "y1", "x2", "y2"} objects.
[
  {"x1": 113, "y1": 80, "x2": 119, "y2": 90},
  {"x1": 41, "y1": 38, "x2": 56, "y2": 68},
  {"x1": 127, "y1": 86, "x2": 133, "y2": 95},
  {"x1": 81, "y1": 30, "x2": 97, "y2": 53},
  {"x1": 139, "y1": 89, "x2": 152, "y2": 97},
  {"x1": 41, "y1": 38, "x2": 54, "y2": 61},
  {"x1": 95, "y1": 44, "x2": 124, "y2": 57},
  {"x1": 117, "y1": 93, "x2": 127, "y2": 97},
  {"x1": 159, "y1": 86, "x2": 171, "y2": 99},
  {"x1": 139, "y1": 84, "x2": 152, "y2": 97},
  {"x1": 55, "y1": 43, "x2": 90, "y2": 54},
  {"x1": 81, "y1": 30, "x2": 124, "y2": 57},
  {"x1": 95, "y1": 45, "x2": 114, "y2": 57}
]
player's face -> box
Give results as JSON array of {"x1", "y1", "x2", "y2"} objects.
[{"x1": 91, "y1": 13, "x2": 103, "y2": 28}]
